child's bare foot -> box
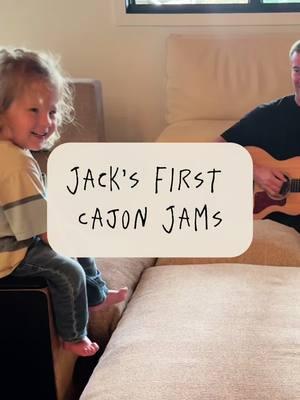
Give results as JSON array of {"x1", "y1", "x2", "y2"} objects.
[
  {"x1": 63, "y1": 337, "x2": 99, "y2": 357},
  {"x1": 89, "y1": 287, "x2": 128, "y2": 312}
]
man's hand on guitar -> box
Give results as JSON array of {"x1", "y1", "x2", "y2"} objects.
[
  {"x1": 253, "y1": 164, "x2": 287, "y2": 197},
  {"x1": 245, "y1": 146, "x2": 299, "y2": 219}
]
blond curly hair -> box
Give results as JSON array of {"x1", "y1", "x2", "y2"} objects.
[{"x1": 0, "y1": 47, "x2": 74, "y2": 149}]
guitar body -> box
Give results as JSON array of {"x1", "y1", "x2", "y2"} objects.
[{"x1": 246, "y1": 146, "x2": 300, "y2": 219}]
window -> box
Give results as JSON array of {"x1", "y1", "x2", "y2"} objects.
[{"x1": 126, "y1": 0, "x2": 300, "y2": 13}]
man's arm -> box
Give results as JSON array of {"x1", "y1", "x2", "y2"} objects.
[
  {"x1": 215, "y1": 136, "x2": 226, "y2": 143},
  {"x1": 215, "y1": 134, "x2": 286, "y2": 196}
]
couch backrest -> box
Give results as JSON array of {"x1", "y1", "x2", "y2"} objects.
[{"x1": 166, "y1": 33, "x2": 299, "y2": 124}]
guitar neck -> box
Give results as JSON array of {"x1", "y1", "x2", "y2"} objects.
[{"x1": 290, "y1": 179, "x2": 300, "y2": 193}]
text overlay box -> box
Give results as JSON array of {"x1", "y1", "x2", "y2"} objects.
[{"x1": 47, "y1": 143, "x2": 253, "y2": 257}]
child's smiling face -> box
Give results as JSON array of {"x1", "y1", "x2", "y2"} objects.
[{"x1": 0, "y1": 79, "x2": 59, "y2": 151}]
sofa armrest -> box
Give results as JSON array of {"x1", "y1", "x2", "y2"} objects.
[{"x1": 88, "y1": 257, "x2": 156, "y2": 345}]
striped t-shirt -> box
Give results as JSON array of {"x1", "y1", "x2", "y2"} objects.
[{"x1": 0, "y1": 141, "x2": 47, "y2": 277}]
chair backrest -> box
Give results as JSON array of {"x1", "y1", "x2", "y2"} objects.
[
  {"x1": 58, "y1": 78, "x2": 105, "y2": 144},
  {"x1": 33, "y1": 78, "x2": 105, "y2": 172}
]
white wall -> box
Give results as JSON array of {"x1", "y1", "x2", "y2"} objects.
[{"x1": 0, "y1": 0, "x2": 300, "y2": 142}]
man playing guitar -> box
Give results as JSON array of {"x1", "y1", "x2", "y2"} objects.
[{"x1": 216, "y1": 40, "x2": 300, "y2": 233}]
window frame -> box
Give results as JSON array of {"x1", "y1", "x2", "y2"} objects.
[{"x1": 125, "y1": 0, "x2": 300, "y2": 14}]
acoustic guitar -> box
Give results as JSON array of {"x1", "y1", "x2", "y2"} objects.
[{"x1": 246, "y1": 146, "x2": 300, "y2": 219}]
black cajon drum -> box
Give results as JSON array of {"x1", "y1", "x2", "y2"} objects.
[{"x1": 0, "y1": 276, "x2": 58, "y2": 399}]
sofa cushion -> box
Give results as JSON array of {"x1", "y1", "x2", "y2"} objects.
[
  {"x1": 156, "y1": 220, "x2": 300, "y2": 267},
  {"x1": 156, "y1": 119, "x2": 236, "y2": 142},
  {"x1": 166, "y1": 33, "x2": 297, "y2": 125},
  {"x1": 80, "y1": 264, "x2": 300, "y2": 400}
]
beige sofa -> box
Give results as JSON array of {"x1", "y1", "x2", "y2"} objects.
[
  {"x1": 81, "y1": 220, "x2": 300, "y2": 400},
  {"x1": 157, "y1": 32, "x2": 299, "y2": 143},
  {"x1": 27, "y1": 72, "x2": 300, "y2": 399},
  {"x1": 77, "y1": 36, "x2": 300, "y2": 399}
]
